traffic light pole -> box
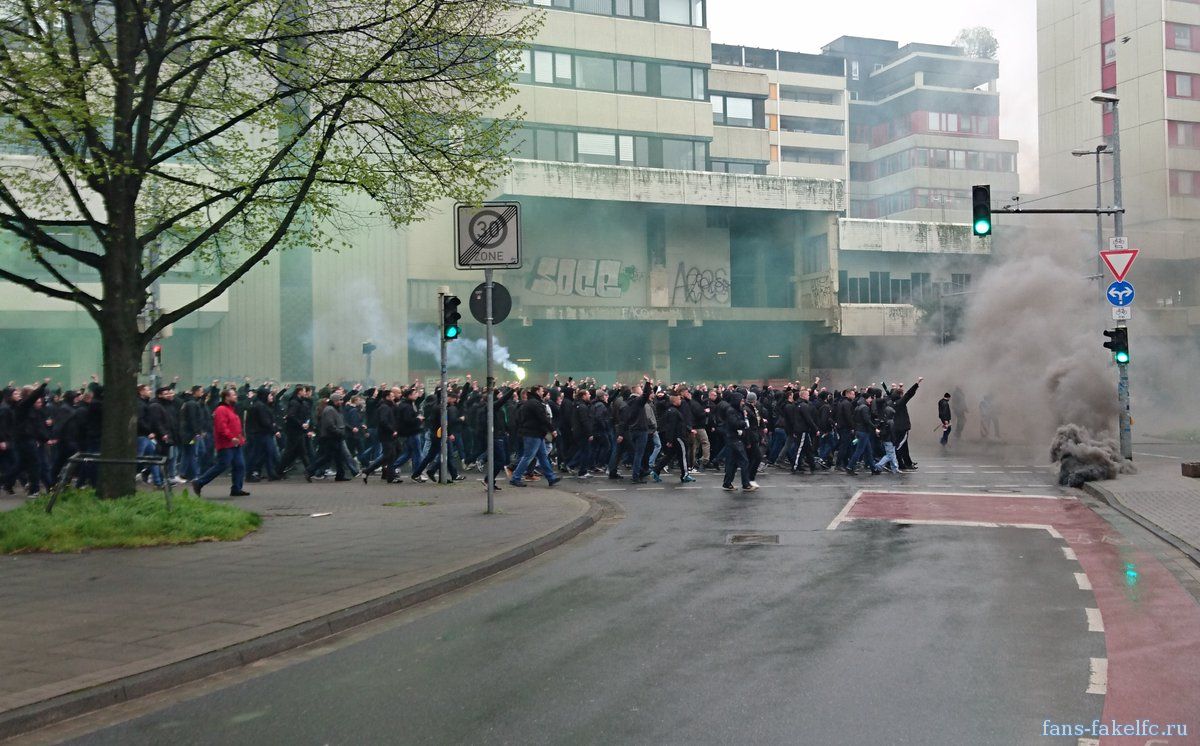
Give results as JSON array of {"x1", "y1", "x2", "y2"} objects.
[
  {"x1": 485, "y1": 268, "x2": 495, "y2": 515},
  {"x1": 438, "y1": 291, "x2": 449, "y2": 485},
  {"x1": 1110, "y1": 101, "x2": 1133, "y2": 461}
]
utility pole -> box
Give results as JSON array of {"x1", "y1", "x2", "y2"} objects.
[{"x1": 485, "y1": 268, "x2": 495, "y2": 514}]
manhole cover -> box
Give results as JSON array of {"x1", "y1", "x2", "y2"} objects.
[{"x1": 727, "y1": 532, "x2": 780, "y2": 546}]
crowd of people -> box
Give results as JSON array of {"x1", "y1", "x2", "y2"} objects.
[{"x1": 0, "y1": 372, "x2": 964, "y2": 498}]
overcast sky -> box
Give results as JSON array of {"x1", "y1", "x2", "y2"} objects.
[{"x1": 706, "y1": 0, "x2": 1040, "y2": 189}]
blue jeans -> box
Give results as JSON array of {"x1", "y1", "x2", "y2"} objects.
[
  {"x1": 648, "y1": 432, "x2": 662, "y2": 468},
  {"x1": 849, "y1": 430, "x2": 873, "y2": 471},
  {"x1": 627, "y1": 430, "x2": 649, "y2": 480},
  {"x1": 875, "y1": 441, "x2": 899, "y2": 473},
  {"x1": 767, "y1": 427, "x2": 787, "y2": 463},
  {"x1": 195, "y1": 446, "x2": 245, "y2": 493},
  {"x1": 178, "y1": 442, "x2": 198, "y2": 480},
  {"x1": 940, "y1": 424, "x2": 952, "y2": 445},
  {"x1": 391, "y1": 435, "x2": 423, "y2": 473},
  {"x1": 137, "y1": 436, "x2": 162, "y2": 485},
  {"x1": 249, "y1": 433, "x2": 280, "y2": 478},
  {"x1": 511, "y1": 436, "x2": 557, "y2": 484}
]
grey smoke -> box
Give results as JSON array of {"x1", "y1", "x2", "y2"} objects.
[{"x1": 1050, "y1": 424, "x2": 1136, "y2": 487}]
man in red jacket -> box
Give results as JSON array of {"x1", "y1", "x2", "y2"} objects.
[{"x1": 192, "y1": 388, "x2": 250, "y2": 497}]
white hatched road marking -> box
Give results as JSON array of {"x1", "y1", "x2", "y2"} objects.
[
  {"x1": 1086, "y1": 607, "x2": 1104, "y2": 632},
  {"x1": 1062, "y1": 547, "x2": 1077, "y2": 561},
  {"x1": 1075, "y1": 572, "x2": 1093, "y2": 591},
  {"x1": 1086, "y1": 657, "x2": 1107, "y2": 694},
  {"x1": 825, "y1": 489, "x2": 867, "y2": 531}
]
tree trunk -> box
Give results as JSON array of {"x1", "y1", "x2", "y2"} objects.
[{"x1": 97, "y1": 317, "x2": 143, "y2": 498}]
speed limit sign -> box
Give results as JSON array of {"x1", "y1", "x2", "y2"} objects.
[{"x1": 455, "y1": 202, "x2": 522, "y2": 270}]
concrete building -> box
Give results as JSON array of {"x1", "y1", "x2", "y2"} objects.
[
  {"x1": 0, "y1": 3, "x2": 992, "y2": 386},
  {"x1": 1038, "y1": 0, "x2": 1200, "y2": 339},
  {"x1": 827, "y1": 36, "x2": 1021, "y2": 223}
]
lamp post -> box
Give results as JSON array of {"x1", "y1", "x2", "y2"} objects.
[
  {"x1": 1071, "y1": 144, "x2": 1111, "y2": 282},
  {"x1": 1090, "y1": 91, "x2": 1131, "y2": 461}
]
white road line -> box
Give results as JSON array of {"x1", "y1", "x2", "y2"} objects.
[
  {"x1": 825, "y1": 489, "x2": 866, "y2": 531},
  {"x1": 1134, "y1": 451, "x2": 1181, "y2": 459},
  {"x1": 1086, "y1": 657, "x2": 1107, "y2": 695},
  {"x1": 636, "y1": 487, "x2": 665, "y2": 491},
  {"x1": 881, "y1": 519, "x2": 1062, "y2": 538},
  {"x1": 596, "y1": 488, "x2": 626, "y2": 492},
  {"x1": 1074, "y1": 572, "x2": 1093, "y2": 591},
  {"x1": 1010, "y1": 470, "x2": 1035, "y2": 474},
  {"x1": 1062, "y1": 547, "x2": 1077, "y2": 561},
  {"x1": 1086, "y1": 607, "x2": 1104, "y2": 632}
]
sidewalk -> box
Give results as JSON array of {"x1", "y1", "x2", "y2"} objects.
[
  {"x1": 1084, "y1": 447, "x2": 1200, "y2": 564},
  {"x1": 0, "y1": 477, "x2": 596, "y2": 739}
]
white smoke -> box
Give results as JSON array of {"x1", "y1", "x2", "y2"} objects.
[{"x1": 407, "y1": 326, "x2": 526, "y2": 381}]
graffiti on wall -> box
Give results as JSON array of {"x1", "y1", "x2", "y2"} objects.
[
  {"x1": 527, "y1": 257, "x2": 642, "y2": 299},
  {"x1": 671, "y1": 262, "x2": 730, "y2": 305}
]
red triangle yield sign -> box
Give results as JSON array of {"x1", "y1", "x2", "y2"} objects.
[{"x1": 1100, "y1": 249, "x2": 1138, "y2": 282}]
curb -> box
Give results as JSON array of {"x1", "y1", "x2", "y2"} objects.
[
  {"x1": 1083, "y1": 481, "x2": 1200, "y2": 566},
  {"x1": 0, "y1": 497, "x2": 605, "y2": 742}
]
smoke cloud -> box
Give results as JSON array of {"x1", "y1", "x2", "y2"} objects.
[
  {"x1": 1050, "y1": 424, "x2": 1137, "y2": 487},
  {"x1": 407, "y1": 326, "x2": 526, "y2": 380}
]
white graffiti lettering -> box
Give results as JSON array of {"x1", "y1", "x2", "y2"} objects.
[{"x1": 529, "y1": 257, "x2": 624, "y2": 298}]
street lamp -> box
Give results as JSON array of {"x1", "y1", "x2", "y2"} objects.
[
  {"x1": 1071, "y1": 144, "x2": 1111, "y2": 279},
  {"x1": 1089, "y1": 91, "x2": 1131, "y2": 461}
]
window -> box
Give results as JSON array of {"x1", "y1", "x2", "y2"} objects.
[
  {"x1": 554, "y1": 52, "x2": 573, "y2": 84},
  {"x1": 518, "y1": 50, "x2": 532, "y2": 83},
  {"x1": 573, "y1": 0, "x2": 611, "y2": 13},
  {"x1": 659, "y1": 0, "x2": 691, "y2": 23},
  {"x1": 1173, "y1": 24, "x2": 1194, "y2": 51},
  {"x1": 660, "y1": 64, "x2": 704, "y2": 99},
  {"x1": 1175, "y1": 73, "x2": 1194, "y2": 98},
  {"x1": 1103, "y1": 41, "x2": 1116, "y2": 64},
  {"x1": 1101, "y1": 0, "x2": 1114, "y2": 17},
  {"x1": 780, "y1": 147, "x2": 842, "y2": 165},
  {"x1": 616, "y1": 60, "x2": 648, "y2": 93},
  {"x1": 712, "y1": 95, "x2": 760, "y2": 127},
  {"x1": 1172, "y1": 170, "x2": 1199, "y2": 195},
  {"x1": 711, "y1": 160, "x2": 764, "y2": 175},
  {"x1": 577, "y1": 132, "x2": 616, "y2": 164},
  {"x1": 534, "y1": 51, "x2": 554, "y2": 84},
  {"x1": 576, "y1": 56, "x2": 615, "y2": 91},
  {"x1": 851, "y1": 60, "x2": 860, "y2": 80}
]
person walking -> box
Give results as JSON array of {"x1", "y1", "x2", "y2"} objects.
[
  {"x1": 891, "y1": 377, "x2": 921, "y2": 470},
  {"x1": 508, "y1": 384, "x2": 560, "y2": 488},
  {"x1": 938, "y1": 392, "x2": 953, "y2": 448},
  {"x1": 720, "y1": 390, "x2": 754, "y2": 492},
  {"x1": 192, "y1": 388, "x2": 250, "y2": 497},
  {"x1": 305, "y1": 393, "x2": 354, "y2": 482}
]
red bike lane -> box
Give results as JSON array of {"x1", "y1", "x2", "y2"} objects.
[{"x1": 828, "y1": 490, "x2": 1200, "y2": 745}]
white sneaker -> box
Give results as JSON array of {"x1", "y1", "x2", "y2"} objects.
[
  {"x1": 749, "y1": 481, "x2": 759, "y2": 489},
  {"x1": 171, "y1": 476, "x2": 188, "y2": 485}
]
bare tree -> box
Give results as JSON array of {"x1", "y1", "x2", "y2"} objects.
[{"x1": 0, "y1": 0, "x2": 539, "y2": 497}]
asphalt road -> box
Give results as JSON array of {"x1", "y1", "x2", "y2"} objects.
[{"x1": 54, "y1": 454, "x2": 1111, "y2": 745}]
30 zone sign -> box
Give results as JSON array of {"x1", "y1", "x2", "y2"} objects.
[{"x1": 455, "y1": 202, "x2": 522, "y2": 270}]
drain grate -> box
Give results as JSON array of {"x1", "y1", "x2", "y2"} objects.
[{"x1": 727, "y1": 532, "x2": 780, "y2": 546}]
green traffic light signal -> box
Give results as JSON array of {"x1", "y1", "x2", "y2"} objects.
[
  {"x1": 971, "y1": 185, "x2": 992, "y2": 237},
  {"x1": 442, "y1": 295, "x2": 462, "y2": 342},
  {"x1": 1114, "y1": 350, "x2": 1129, "y2": 364},
  {"x1": 1103, "y1": 327, "x2": 1129, "y2": 363}
]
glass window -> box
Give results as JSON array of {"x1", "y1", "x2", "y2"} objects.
[
  {"x1": 574, "y1": 0, "x2": 612, "y2": 14},
  {"x1": 615, "y1": 0, "x2": 646, "y2": 16},
  {"x1": 558, "y1": 131, "x2": 575, "y2": 161},
  {"x1": 976, "y1": 116, "x2": 989, "y2": 134},
  {"x1": 946, "y1": 113, "x2": 958, "y2": 132},
  {"x1": 928, "y1": 112, "x2": 939, "y2": 131},
  {"x1": 1179, "y1": 74, "x2": 1193, "y2": 98},
  {"x1": 725, "y1": 97, "x2": 753, "y2": 127},
  {"x1": 534, "y1": 51, "x2": 553, "y2": 84},
  {"x1": 711, "y1": 95, "x2": 725, "y2": 123},
  {"x1": 692, "y1": 0, "x2": 704, "y2": 26},
  {"x1": 1176, "y1": 26, "x2": 1191, "y2": 50},
  {"x1": 662, "y1": 139, "x2": 695, "y2": 169},
  {"x1": 577, "y1": 132, "x2": 616, "y2": 164},
  {"x1": 692, "y1": 68, "x2": 706, "y2": 100},
  {"x1": 577, "y1": 56, "x2": 615, "y2": 91},
  {"x1": 518, "y1": 50, "x2": 532, "y2": 83},
  {"x1": 554, "y1": 52, "x2": 573, "y2": 84},
  {"x1": 1180, "y1": 172, "x2": 1194, "y2": 195},
  {"x1": 694, "y1": 141, "x2": 706, "y2": 167},
  {"x1": 660, "y1": 65, "x2": 693, "y2": 98},
  {"x1": 634, "y1": 136, "x2": 649, "y2": 166},
  {"x1": 618, "y1": 135, "x2": 634, "y2": 164},
  {"x1": 511, "y1": 127, "x2": 535, "y2": 159},
  {"x1": 659, "y1": 0, "x2": 690, "y2": 24},
  {"x1": 1103, "y1": 41, "x2": 1116, "y2": 64},
  {"x1": 1101, "y1": 0, "x2": 1114, "y2": 17},
  {"x1": 536, "y1": 129, "x2": 558, "y2": 159},
  {"x1": 851, "y1": 60, "x2": 859, "y2": 80}
]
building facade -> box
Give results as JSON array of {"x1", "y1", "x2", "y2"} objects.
[
  {"x1": 0, "y1": 4, "x2": 995, "y2": 386},
  {"x1": 1038, "y1": 0, "x2": 1200, "y2": 340}
]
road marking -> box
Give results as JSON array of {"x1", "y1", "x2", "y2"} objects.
[
  {"x1": 596, "y1": 488, "x2": 626, "y2": 492},
  {"x1": 1010, "y1": 470, "x2": 1035, "y2": 474},
  {"x1": 1086, "y1": 657, "x2": 1107, "y2": 694},
  {"x1": 636, "y1": 487, "x2": 665, "y2": 491},
  {"x1": 1086, "y1": 607, "x2": 1104, "y2": 632},
  {"x1": 826, "y1": 489, "x2": 866, "y2": 530},
  {"x1": 1134, "y1": 451, "x2": 1181, "y2": 459},
  {"x1": 882, "y1": 519, "x2": 1062, "y2": 538},
  {"x1": 1062, "y1": 547, "x2": 1077, "y2": 561},
  {"x1": 1075, "y1": 572, "x2": 1093, "y2": 591}
]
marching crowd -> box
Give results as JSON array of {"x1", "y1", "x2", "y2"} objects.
[{"x1": 1, "y1": 372, "x2": 959, "y2": 498}]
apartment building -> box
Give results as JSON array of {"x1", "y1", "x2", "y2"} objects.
[{"x1": 1038, "y1": 0, "x2": 1200, "y2": 339}]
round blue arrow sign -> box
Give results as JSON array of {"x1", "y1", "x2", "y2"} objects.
[{"x1": 1106, "y1": 280, "x2": 1135, "y2": 307}]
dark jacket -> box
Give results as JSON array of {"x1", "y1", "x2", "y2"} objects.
[
  {"x1": 376, "y1": 399, "x2": 398, "y2": 441},
  {"x1": 892, "y1": 383, "x2": 919, "y2": 431},
  {"x1": 515, "y1": 393, "x2": 555, "y2": 439},
  {"x1": 658, "y1": 403, "x2": 685, "y2": 443},
  {"x1": 854, "y1": 400, "x2": 877, "y2": 433},
  {"x1": 396, "y1": 399, "x2": 422, "y2": 437},
  {"x1": 938, "y1": 397, "x2": 952, "y2": 423},
  {"x1": 624, "y1": 383, "x2": 653, "y2": 432},
  {"x1": 834, "y1": 397, "x2": 855, "y2": 430}
]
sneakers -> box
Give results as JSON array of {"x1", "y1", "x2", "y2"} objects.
[
  {"x1": 230, "y1": 489, "x2": 251, "y2": 497},
  {"x1": 608, "y1": 473, "x2": 625, "y2": 480},
  {"x1": 479, "y1": 478, "x2": 502, "y2": 491},
  {"x1": 748, "y1": 480, "x2": 759, "y2": 489},
  {"x1": 576, "y1": 472, "x2": 593, "y2": 480},
  {"x1": 547, "y1": 477, "x2": 561, "y2": 487},
  {"x1": 453, "y1": 475, "x2": 467, "y2": 482},
  {"x1": 171, "y1": 476, "x2": 188, "y2": 485},
  {"x1": 721, "y1": 484, "x2": 736, "y2": 491},
  {"x1": 743, "y1": 484, "x2": 759, "y2": 492},
  {"x1": 681, "y1": 475, "x2": 696, "y2": 483},
  {"x1": 651, "y1": 471, "x2": 662, "y2": 483},
  {"x1": 412, "y1": 474, "x2": 428, "y2": 483}
]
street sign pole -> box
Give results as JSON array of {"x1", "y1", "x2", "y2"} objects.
[
  {"x1": 485, "y1": 268, "x2": 495, "y2": 515},
  {"x1": 1118, "y1": 359, "x2": 1131, "y2": 461}
]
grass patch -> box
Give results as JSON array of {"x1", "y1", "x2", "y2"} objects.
[
  {"x1": 383, "y1": 500, "x2": 435, "y2": 508},
  {"x1": 0, "y1": 490, "x2": 261, "y2": 554}
]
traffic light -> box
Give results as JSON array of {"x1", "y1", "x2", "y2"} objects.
[
  {"x1": 441, "y1": 295, "x2": 461, "y2": 341},
  {"x1": 151, "y1": 345, "x2": 162, "y2": 368},
  {"x1": 971, "y1": 185, "x2": 992, "y2": 236},
  {"x1": 1103, "y1": 327, "x2": 1129, "y2": 363}
]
